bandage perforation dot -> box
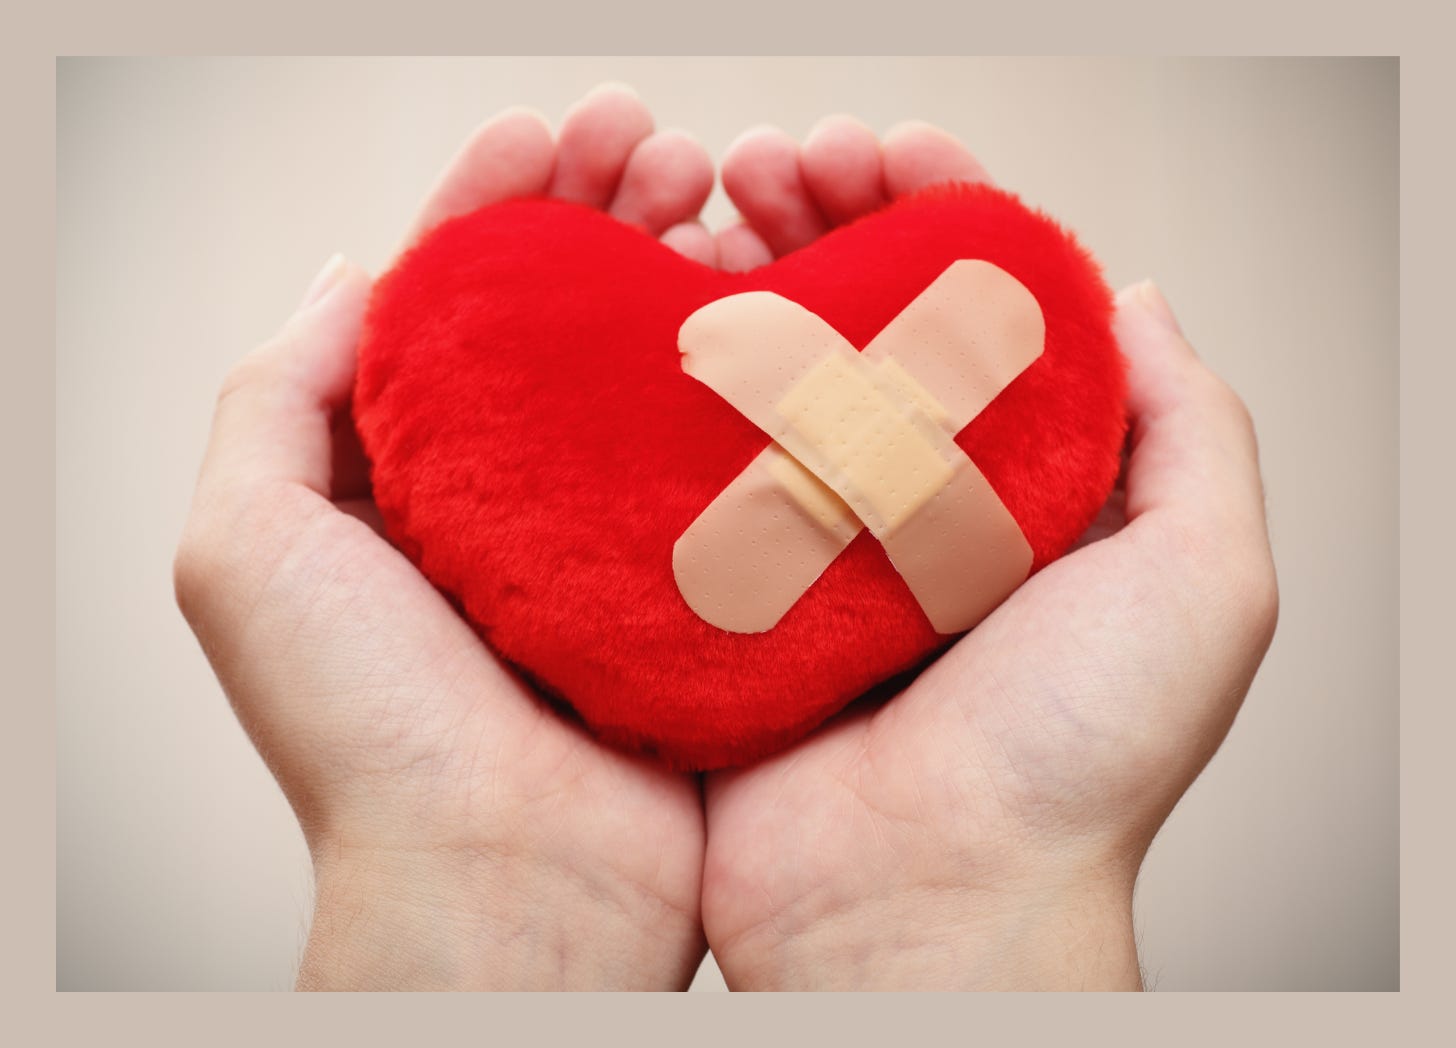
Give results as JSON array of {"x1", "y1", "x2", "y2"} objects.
[{"x1": 673, "y1": 260, "x2": 1046, "y2": 635}]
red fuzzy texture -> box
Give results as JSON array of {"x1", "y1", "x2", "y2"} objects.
[{"x1": 355, "y1": 183, "x2": 1126, "y2": 770}]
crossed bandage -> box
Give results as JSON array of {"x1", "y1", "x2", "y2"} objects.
[{"x1": 673, "y1": 260, "x2": 1046, "y2": 635}]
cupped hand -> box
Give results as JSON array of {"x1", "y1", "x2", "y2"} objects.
[
  {"x1": 697, "y1": 118, "x2": 1280, "y2": 990},
  {"x1": 175, "y1": 85, "x2": 716, "y2": 990}
]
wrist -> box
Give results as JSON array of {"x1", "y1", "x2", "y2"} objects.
[
  {"x1": 298, "y1": 847, "x2": 502, "y2": 991},
  {"x1": 714, "y1": 866, "x2": 1142, "y2": 992},
  {"x1": 297, "y1": 837, "x2": 704, "y2": 991}
]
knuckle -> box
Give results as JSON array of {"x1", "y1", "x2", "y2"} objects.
[
  {"x1": 1148, "y1": 515, "x2": 1279, "y2": 650},
  {"x1": 214, "y1": 341, "x2": 285, "y2": 409},
  {"x1": 1238, "y1": 556, "x2": 1281, "y2": 650},
  {"x1": 172, "y1": 491, "x2": 259, "y2": 621},
  {"x1": 173, "y1": 483, "x2": 306, "y2": 625},
  {"x1": 1203, "y1": 542, "x2": 1280, "y2": 650},
  {"x1": 171, "y1": 524, "x2": 220, "y2": 622},
  {"x1": 1199, "y1": 369, "x2": 1257, "y2": 434}
]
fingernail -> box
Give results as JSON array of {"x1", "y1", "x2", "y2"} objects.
[
  {"x1": 1135, "y1": 279, "x2": 1182, "y2": 334},
  {"x1": 806, "y1": 113, "x2": 869, "y2": 141},
  {"x1": 654, "y1": 126, "x2": 702, "y2": 148},
  {"x1": 586, "y1": 80, "x2": 639, "y2": 100},
  {"x1": 884, "y1": 119, "x2": 943, "y2": 141},
  {"x1": 300, "y1": 253, "x2": 347, "y2": 311},
  {"x1": 493, "y1": 104, "x2": 551, "y2": 129},
  {"x1": 726, "y1": 124, "x2": 788, "y2": 153}
]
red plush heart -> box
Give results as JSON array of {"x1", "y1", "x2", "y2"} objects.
[{"x1": 355, "y1": 182, "x2": 1126, "y2": 770}]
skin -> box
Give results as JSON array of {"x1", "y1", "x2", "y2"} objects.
[{"x1": 174, "y1": 88, "x2": 1278, "y2": 991}]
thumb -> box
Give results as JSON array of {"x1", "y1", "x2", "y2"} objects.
[
  {"x1": 198, "y1": 254, "x2": 373, "y2": 497},
  {"x1": 1112, "y1": 280, "x2": 1267, "y2": 544}
]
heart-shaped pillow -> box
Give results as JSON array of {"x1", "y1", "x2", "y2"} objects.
[{"x1": 355, "y1": 182, "x2": 1126, "y2": 770}]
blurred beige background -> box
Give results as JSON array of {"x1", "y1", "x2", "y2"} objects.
[{"x1": 56, "y1": 56, "x2": 1397, "y2": 991}]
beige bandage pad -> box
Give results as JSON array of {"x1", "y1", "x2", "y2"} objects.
[{"x1": 674, "y1": 260, "x2": 1045, "y2": 634}]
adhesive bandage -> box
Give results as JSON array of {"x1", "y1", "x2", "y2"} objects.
[{"x1": 673, "y1": 260, "x2": 1045, "y2": 634}]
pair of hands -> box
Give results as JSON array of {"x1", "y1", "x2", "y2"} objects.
[{"x1": 174, "y1": 85, "x2": 1278, "y2": 990}]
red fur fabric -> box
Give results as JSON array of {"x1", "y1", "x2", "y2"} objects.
[{"x1": 355, "y1": 183, "x2": 1126, "y2": 770}]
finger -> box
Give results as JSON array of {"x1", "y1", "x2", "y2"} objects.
[
  {"x1": 199, "y1": 256, "x2": 372, "y2": 498},
  {"x1": 660, "y1": 220, "x2": 718, "y2": 267},
  {"x1": 720, "y1": 125, "x2": 828, "y2": 257},
  {"x1": 800, "y1": 115, "x2": 887, "y2": 226},
  {"x1": 1113, "y1": 281, "x2": 1268, "y2": 544},
  {"x1": 609, "y1": 129, "x2": 715, "y2": 234},
  {"x1": 881, "y1": 120, "x2": 993, "y2": 198},
  {"x1": 407, "y1": 107, "x2": 555, "y2": 244},
  {"x1": 548, "y1": 83, "x2": 655, "y2": 208},
  {"x1": 714, "y1": 220, "x2": 775, "y2": 273}
]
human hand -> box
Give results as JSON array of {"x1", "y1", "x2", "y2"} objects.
[
  {"x1": 697, "y1": 119, "x2": 1280, "y2": 990},
  {"x1": 174, "y1": 85, "x2": 717, "y2": 990}
]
